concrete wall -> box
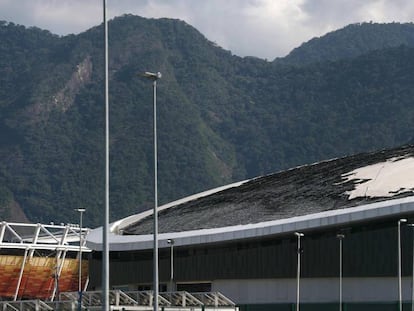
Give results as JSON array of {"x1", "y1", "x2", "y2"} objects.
[{"x1": 214, "y1": 277, "x2": 413, "y2": 304}]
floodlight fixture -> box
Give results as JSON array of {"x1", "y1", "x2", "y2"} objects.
[{"x1": 143, "y1": 71, "x2": 162, "y2": 80}]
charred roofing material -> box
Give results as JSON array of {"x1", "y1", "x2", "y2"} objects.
[{"x1": 122, "y1": 144, "x2": 414, "y2": 235}]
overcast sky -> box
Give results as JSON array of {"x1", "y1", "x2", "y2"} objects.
[{"x1": 1, "y1": 0, "x2": 414, "y2": 60}]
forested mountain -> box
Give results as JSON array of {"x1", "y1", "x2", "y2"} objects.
[
  {"x1": 278, "y1": 22, "x2": 414, "y2": 65},
  {"x1": 0, "y1": 16, "x2": 413, "y2": 227}
]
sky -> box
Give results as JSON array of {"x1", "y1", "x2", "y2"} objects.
[{"x1": 1, "y1": 0, "x2": 414, "y2": 60}]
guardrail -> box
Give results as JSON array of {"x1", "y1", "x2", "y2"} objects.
[{"x1": 0, "y1": 290, "x2": 239, "y2": 310}]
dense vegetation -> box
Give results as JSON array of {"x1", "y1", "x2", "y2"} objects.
[
  {"x1": 0, "y1": 17, "x2": 413, "y2": 227},
  {"x1": 278, "y1": 22, "x2": 414, "y2": 65}
]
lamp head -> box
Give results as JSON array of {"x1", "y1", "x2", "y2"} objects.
[
  {"x1": 167, "y1": 239, "x2": 174, "y2": 245},
  {"x1": 294, "y1": 232, "x2": 304, "y2": 237},
  {"x1": 399, "y1": 218, "x2": 407, "y2": 224},
  {"x1": 76, "y1": 208, "x2": 86, "y2": 213},
  {"x1": 143, "y1": 71, "x2": 162, "y2": 80}
]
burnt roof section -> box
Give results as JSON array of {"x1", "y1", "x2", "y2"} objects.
[{"x1": 124, "y1": 144, "x2": 414, "y2": 235}]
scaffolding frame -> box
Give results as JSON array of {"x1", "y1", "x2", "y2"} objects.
[{"x1": 0, "y1": 221, "x2": 91, "y2": 301}]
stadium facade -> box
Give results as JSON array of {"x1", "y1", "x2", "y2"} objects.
[
  {"x1": 87, "y1": 144, "x2": 414, "y2": 311},
  {"x1": 0, "y1": 222, "x2": 89, "y2": 301}
]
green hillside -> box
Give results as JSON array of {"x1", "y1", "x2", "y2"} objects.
[
  {"x1": 278, "y1": 22, "x2": 414, "y2": 65},
  {"x1": 0, "y1": 16, "x2": 413, "y2": 227}
]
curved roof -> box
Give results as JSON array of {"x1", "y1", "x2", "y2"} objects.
[
  {"x1": 122, "y1": 144, "x2": 414, "y2": 234},
  {"x1": 87, "y1": 144, "x2": 414, "y2": 251}
]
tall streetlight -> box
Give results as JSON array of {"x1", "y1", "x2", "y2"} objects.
[
  {"x1": 336, "y1": 234, "x2": 345, "y2": 311},
  {"x1": 167, "y1": 239, "x2": 174, "y2": 291},
  {"x1": 399, "y1": 218, "x2": 407, "y2": 311},
  {"x1": 76, "y1": 208, "x2": 86, "y2": 311},
  {"x1": 102, "y1": 0, "x2": 110, "y2": 310},
  {"x1": 295, "y1": 232, "x2": 304, "y2": 311},
  {"x1": 407, "y1": 224, "x2": 414, "y2": 311},
  {"x1": 143, "y1": 71, "x2": 162, "y2": 311}
]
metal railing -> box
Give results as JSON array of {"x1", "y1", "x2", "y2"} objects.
[
  {"x1": 0, "y1": 290, "x2": 239, "y2": 310},
  {"x1": 192, "y1": 292, "x2": 236, "y2": 307},
  {"x1": 0, "y1": 299, "x2": 54, "y2": 310}
]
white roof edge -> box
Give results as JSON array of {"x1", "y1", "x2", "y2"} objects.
[{"x1": 86, "y1": 196, "x2": 414, "y2": 252}]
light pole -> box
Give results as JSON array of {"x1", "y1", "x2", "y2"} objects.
[
  {"x1": 399, "y1": 218, "x2": 407, "y2": 311},
  {"x1": 102, "y1": 0, "x2": 110, "y2": 310},
  {"x1": 76, "y1": 208, "x2": 86, "y2": 311},
  {"x1": 295, "y1": 232, "x2": 304, "y2": 311},
  {"x1": 167, "y1": 239, "x2": 174, "y2": 292},
  {"x1": 408, "y1": 224, "x2": 414, "y2": 311},
  {"x1": 143, "y1": 71, "x2": 162, "y2": 311},
  {"x1": 337, "y1": 234, "x2": 345, "y2": 311}
]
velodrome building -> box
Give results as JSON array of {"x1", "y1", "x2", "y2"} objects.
[{"x1": 87, "y1": 144, "x2": 414, "y2": 311}]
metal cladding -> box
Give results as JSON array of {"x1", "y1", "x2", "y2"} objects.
[{"x1": 0, "y1": 256, "x2": 87, "y2": 299}]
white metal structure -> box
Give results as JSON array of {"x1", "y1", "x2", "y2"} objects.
[
  {"x1": 0, "y1": 221, "x2": 91, "y2": 301},
  {"x1": 0, "y1": 222, "x2": 89, "y2": 250}
]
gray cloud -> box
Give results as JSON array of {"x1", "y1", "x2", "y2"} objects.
[
  {"x1": 299, "y1": 0, "x2": 414, "y2": 33},
  {"x1": 0, "y1": 0, "x2": 101, "y2": 34},
  {"x1": 0, "y1": 0, "x2": 413, "y2": 59}
]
